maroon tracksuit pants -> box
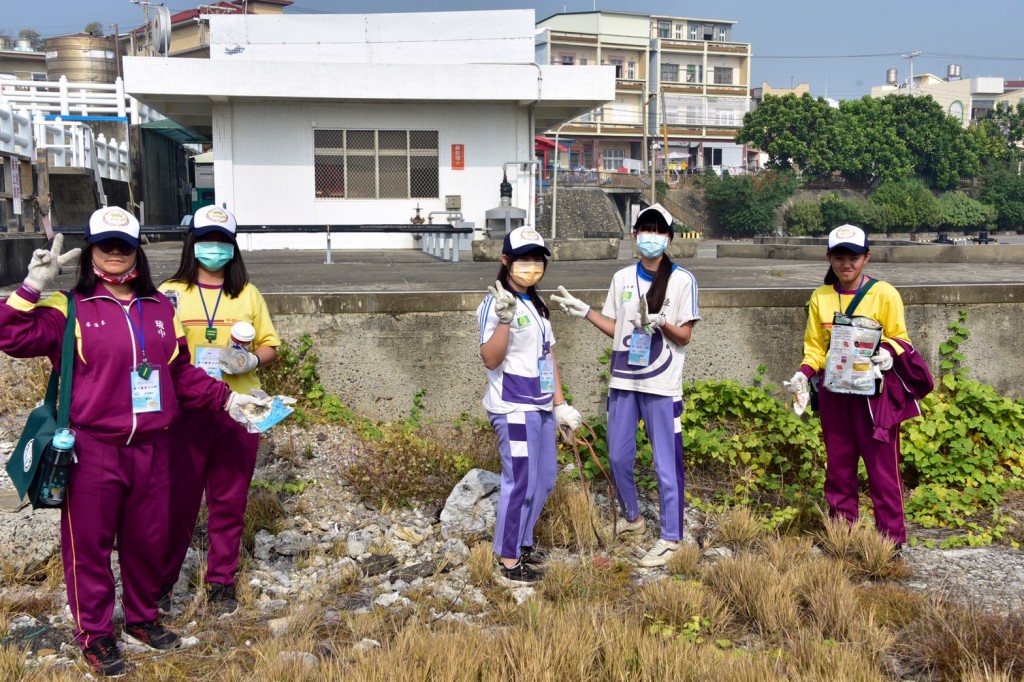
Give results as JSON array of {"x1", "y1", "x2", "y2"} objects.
[
  {"x1": 818, "y1": 387, "x2": 906, "y2": 544},
  {"x1": 163, "y1": 408, "x2": 258, "y2": 589},
  {"x1": 62, "y1": 429, "x2": 170, "y2": 650}
]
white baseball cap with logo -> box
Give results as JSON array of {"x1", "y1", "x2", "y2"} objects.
[
  {"x1": 828, "y1": 224, "x2": 869, "y2": 254},
  {"x1": 503, "y1": 226, "x2": 551, "y2": 256},
  {"x1": 87, "y1": 206, "x2": 141, "y2": 248},
  {"x1": 634, "y1": 203, "x2": 674, "y2": 232},
  {"x1": 190, "y1": 205, "x2": 238, "y2": 241}
]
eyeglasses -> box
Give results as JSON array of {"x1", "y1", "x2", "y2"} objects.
[{"x1": 94, "y1": 239, "x2": 136, "y2": 255}]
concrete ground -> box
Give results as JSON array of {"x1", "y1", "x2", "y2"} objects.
[{"x1": 4, "y1": 236, "x2": 1023, "y2": 297}]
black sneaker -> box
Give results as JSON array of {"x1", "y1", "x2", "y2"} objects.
[
  {"x1": 520, "y1": 546, "x2": 549, "y2": 566},
  {"x1": 157, "y1": 584, "x2": 173, "y2": 616},
  {"x1": 497, "y1": 560, "x2": 543, "y2": 586},
  {"x1": 207, "y1": 582, "x2": 239, "y2": 619},
  {"x1": 122, "y1": 620, "x2": 181, "y2": 651},
  {"x1": 82, "y1": 636, "x2": 128, "y2": 677}
]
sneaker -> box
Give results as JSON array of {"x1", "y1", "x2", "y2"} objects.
[
  {"x1": 608, "y1": 515, "x2": 646, "y2": 537},
  {"x1": 157, "y1": 584, "x2": 173, "y2": 616},
  {"x1": 122, "y1": 620, "x2": 181, "y2": 651},
  {"x1": 520, "y1": 546, "x2": 549, "y2": 566},
  {"x1": 638, "y1": 539, "x2": 681, "y2": 568},
  {"x1": 82, "y1": 637, "x2": 127, "y2": 677},
  {"x1": 497, "y1": 560, "x2": 544, "y2": 586},
  {"x1": 207, "y1": 582, "x2": 239, "y2": 619}
]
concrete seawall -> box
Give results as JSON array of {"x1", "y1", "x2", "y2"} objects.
[
  {"x1": 719, "y1": 243, "x2": 1024, "y2": 264},
  {"x1": 266, "y1": 285, "x2": 1024, "y2": 421}
]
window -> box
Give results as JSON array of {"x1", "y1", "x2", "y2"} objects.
[
  {"x1": 704, "y1": 147, "x2": 723, "y2": 166},
  {"x1": 627, "y1": 60, "x2": 636, "y2": 79},
  {"x1": 716, "y1": 26, "x2": 728, "y2": 42},
  {"x1": 559, "y1": 53, "x2": 575, "y2": 65},
  {"x1": 313, "y1": 129, "x2": 438, "y2": 200},
  {"x1": 689, "y1": 24, "x2": 699, "y2": 40},
  {"x1": 714, "y1": 67, "x2": 733, "y2": 85},
  {"x1": 602, "y1": 149, "x2": 625, "y2": 171},
  {"x1": 579, "y1": 56, "x2": 587, "y2": 65},
  {"x1": 702, "y1": 25, "x2": 714, "y2": 41},
  {"x1": 608, "y1": 57, "x2": 623, "y2": 79},
  {"x1": 674, "y1": 24, "x2": 683, "y2": 39},
  {"x1": 31, "y1": 72, "x2": 47, "y2": 82},
  {"x1": 657, "y1": 20, "x2": 671, "y2": 38},
  {"x1": 660, "y1": 62, "x2": 679, "y2": 83},
  {"x1": 686, "y1": 64, "x2": 703, "y2": 83}
]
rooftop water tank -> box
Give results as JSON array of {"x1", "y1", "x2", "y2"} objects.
[
  {"x1": 885, "y1": 68, "x2": 898, "y2": 86},
  {"x1": 44, "y1": 35, "x2": 118, "y2": 83}
]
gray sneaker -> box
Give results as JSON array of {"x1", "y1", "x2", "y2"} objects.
[
  {"x1": 607, "y1": 516, "x2": 646, "y2": 537},
  {"x1": 207, "y1": 583, "x2": 238, "y2": 619},
  {"x1": 638, "y1": 539, "x2": 680, "y2": 568}
]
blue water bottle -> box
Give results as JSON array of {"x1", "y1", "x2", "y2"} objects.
[{"x1": 39, "y1": 427, "x2": 75, "y2": 507}]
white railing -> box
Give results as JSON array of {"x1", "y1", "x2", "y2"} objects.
[
  {"x1": 0, "y1": 99, "x2": 34, "y2": 157},
  {"x1": 32, "y1": 115, "x2": 128, "y2": 183},
  {"x1": 0, "y1": 76, "x2": 160, "y2": 124}
]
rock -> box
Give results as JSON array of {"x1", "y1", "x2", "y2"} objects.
[
  {"x1": 274, "y1": 530, "x2": 313, "y2": 556},
  {"x1": 392, "y1": 525, "x2": 426, "y2": 545},
  {"x1": 253, "y1": 530, "x2": 275, "y2": 561},
  {"x1": 440, "y1": 539, "x2": 469, "y2": 565},
  {"x1": 703, "y1": 547, "x2": 733, "y2": 561},
  {"x1": 352, "y1": 639, "x2": 381, "y2": 656},
  {"x1": 346, "y1": 530, "x2": 372, "y2": 558},
  {"x1": 268, "y1": 617, "x2": 291, "y2": 638},
  {"x1": 439, "y1": 469, "x2": 500, "y2": 540},
  {"x1": 374, "y1": 592, "x2": 405, "y2": 608},
  {"x1": 391, "y1": 560, "x2": 446, "y2": 582},
  {"x1": 0, "y1": 504, "x2": 61, "y2": 567},
  {"x1": 359, "y1": 554, "x2": 397, "y2": 577},
  {"x1": 277, "y1": 651, "x2": 318, "y2": 670}
]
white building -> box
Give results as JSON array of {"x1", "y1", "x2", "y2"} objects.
[{"x1": 122, "y1": 9, "x2": 614, "y2": 250}]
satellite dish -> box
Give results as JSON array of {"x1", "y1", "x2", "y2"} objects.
[{"x1": 151, "y1": 5, "x2": 171, "y2": 56}]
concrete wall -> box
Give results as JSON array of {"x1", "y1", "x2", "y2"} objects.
[
  {"x1": 0, "y1": 234, "x2": 84, "y2": 286},
  {"x1": 719, "y1": 243, "x2": 1024, "y2": 263},
  {"x1": 263, "y1": 284, "x2": 1024, "y2": 422},
  {"x1": 535, "y1": 187, "x2": 624, "y2": 238}
]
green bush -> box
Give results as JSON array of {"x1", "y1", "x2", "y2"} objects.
[
  {"x1": 700, "y1": 171, "x2": 799, "y2": 237},
  {"x1": 783, "y1": 200, "x2": 823, "y2": 236},
  {"x1": 869, "y1": 179, "x2": 940, "y2": 232},
  {"x1": 819, "y1": 193, "x2": 866, "y2": 231},
  {"x1": 936, "y1": 191, "x2": 997, "y2": 231},
  {"x1": 978, "y1": 168, "x2": 1024, "y2": 230},
  {"x1": 860, "y1": 201, "x2": 895, "y2": 234}
]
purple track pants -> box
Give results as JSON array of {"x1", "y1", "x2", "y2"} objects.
[
  {"x1": 62, "y1": 429, "x2": 170, "y2": 650},
  {"x1": 163, "y1": 408, "x2": 258, "y2": 589},
  {"x1": 818, "y1": 387, "x2": 906, "y2": 544},
  {"x1": 489, "y1": 410, "x2": 557, "y2": 560},
  {"x1": 606, "y1": 388, "x2": 685, "y2": 541}
]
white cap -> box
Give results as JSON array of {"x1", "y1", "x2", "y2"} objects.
[
  {"x1": 634, "y1": 203, "x2": 673, "y2": 231},
  {"x1": 190, "y1": 205, "x2": 238, "y2": 241},
  {"x1": 87, "y1": 207, "x2": 140, "y2": 248},
  {"x1": 502, "y1": 226, "x2": 551, "y2": 256},
  {"x1": 828, "y1": 224, "x2": 869, "y2": 254}
]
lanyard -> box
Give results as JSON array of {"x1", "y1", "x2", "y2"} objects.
[
  {"x1": 516, "y1": 293, "x2": 548, "y2": 354},
  {"x1": 837, "y1": 275, "x2": 866, "y2": 316},
  {"x1": 198, "y1": 285, "x2": 224, "y2": 340},
  {"x1": 122, "y1": 299, "x2": 151, "y2": 377}
]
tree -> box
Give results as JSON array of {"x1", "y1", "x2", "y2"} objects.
[
  {"x1": 980, "y1": 102, "x2": 1024, "y2": 170},
  {"x1": 736, "y1": 93, "x2": 840, "y2": 176},
  {"x1": 18, "y1": 28, "x2": 41, "y2": 47},
  {"x1": 869, "y1": 179, "x2": 940, "y2": 232},
  {"x1": 834, "y1": 97, "x2": 912, "y2": 184},
  {"x1": 700, "y1": 171, "x2": 798, "y2": 237},
  {"x1": 978, "y1": 168, "x2": 1024, "y2": 230},
  {"x1": 881, "y1": 95, "x2": 979, "y2": 189},
  {"x1": 84, "y1": 22, "x2": 104, "y2": 37},
  {"x1": 936, "y1": 192, "x2": 996, "y2": 231}
]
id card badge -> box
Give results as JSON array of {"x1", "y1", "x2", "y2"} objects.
[
  {"x1": 195, "y1": 346, "x2": 224, "y2": 380},
  {"x1": 130, "y1": 367, "x2": 162, "y2": 413},
  {"x1": 538, "y1": 355, "x2": 556, "y2": 394},
  {"x1": 628, "y1": 330, "x2": 652, "y2": 366}
]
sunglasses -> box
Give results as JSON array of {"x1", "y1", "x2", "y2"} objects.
[{"x1": 94, "y1": 239, "x2": 137, "y2": 255}]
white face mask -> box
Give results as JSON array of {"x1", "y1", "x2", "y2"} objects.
[
  {"x1": 510, "y1": 261, "x2": 545, "y2": 288},
  {"x1": 636, "y1": 233, "x2": 669, "y2": 258}
]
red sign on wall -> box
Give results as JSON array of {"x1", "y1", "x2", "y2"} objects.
[{"x1": 451, "y1": 144, "x2": 465, "y2": 170}]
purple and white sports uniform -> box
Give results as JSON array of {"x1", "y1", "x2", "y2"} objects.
[
  {"x1": 602, "y1": 263, "x2": 699, "y2": 541},
  {"x1": 478, "y1": 293, "x2": 557, "y2": 559}
]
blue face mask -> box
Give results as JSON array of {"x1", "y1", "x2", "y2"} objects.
[
  {"x1": 194, "y1": 242, "x2": 235, "y2": 271},
  {"x1": 636, "y1": 233, "x2": 669, "y2": 259}
]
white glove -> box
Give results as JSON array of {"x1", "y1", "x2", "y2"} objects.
[
  {"x1": 783, "y1": 371, "x2": 810, "y2": 416},
  {"x1": 487, "y1": 280, "x2": 517, "y2": 324},
  {"x1": 225, "y1": 391, "x2": 271, "y2": 424},
  {"x1": 550, "y1": 286, "x2": 591, "y2": 319},
  {"x1": 24, "y1": 234, "x2": 81, "y2": 293},
  {"x1": 554, "y1": 403, "x2": 582, "y2": 431},
  {"x1": 219, "y1": 347, "x2": 260, "y2": 375},
  {"x1": 631, "y1": 311, "x2": 667, "y2": 330},
  {"x1": 871, "y1": 347, "x2": 893, "y2": 372}
]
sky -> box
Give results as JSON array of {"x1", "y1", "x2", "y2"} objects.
[{"x1": 5, "y1": 0, "x2": 1024, "y2": 100}]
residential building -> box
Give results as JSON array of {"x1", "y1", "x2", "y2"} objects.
[
  {"x1": 535, "y1": 10, "x2": 753, "y2": 175},
  {"x1": 0, "y1": 44, "x2": 47, "y2": 82},
  {"x1": 871, "y1": 66, "x2": 1024, "y2": 127},
  {"x1": 124, "y1": 9, "x2": 614, "y2": 249},
  {"x1": 126, "y1": 0, "x2": 292, "y2": 58}
]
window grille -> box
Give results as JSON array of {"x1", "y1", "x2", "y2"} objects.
[{"x1": 314, "y1": 129, "x2": 439, "y2": 200}]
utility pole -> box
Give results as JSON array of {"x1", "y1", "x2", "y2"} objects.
[
  {"x1": 110, "y1": 24, "x2": 121, "y2": 80},
  {"x1": 901, "y1": 51, "x2": 922, "y2": 96}
]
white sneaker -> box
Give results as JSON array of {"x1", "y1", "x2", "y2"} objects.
[
  {"x1": 608, "y1": 516, "x2": 646, "y2": 537},
  {"x1": 638, "y1": 539, "x2": 680, "y2": 567}
]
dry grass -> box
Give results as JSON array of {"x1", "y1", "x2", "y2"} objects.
[
  {"x1": 703, "y1": 552, "x2": 800, "y2": 639},
  {"x1": 0, "y1": 356, "x2": 50, "y2": 414},
  {"x1": 633, "y1": 578, "x2": 734, "y2": 638},
  {"x1": 466, "y1": 541, "x2": 494, "y2": 587},
  {"x1": 664, "y1": 540, "x2": 702, "y2": 577},
  {"x1": 792, "y1": 557, "x2": 861, "y2": 640},
  {"x1": 712, "y1": 505, "x2": 763, "y2": 551},
  {"x1": 533, "y1": 478, "x2": 603, "y2": 553},
  {"x1": 762, "y1": 534, "x2": 815, "y2": 573},
  {"x1": 540, "y1": 556, "x2": 633, "y2": 604},
  {"x1": 855, "y1": 583, "x2": 927, "y2": 628}
]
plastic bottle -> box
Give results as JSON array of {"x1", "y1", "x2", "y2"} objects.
[
  {"x1": 39, "y1": 427, "x2": 74, "y2": 507},
  {"x1": 229, "y1": 321, "x2": 256, "y2": 350}
]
